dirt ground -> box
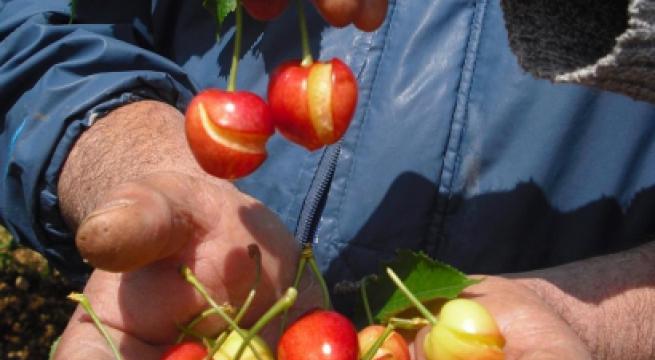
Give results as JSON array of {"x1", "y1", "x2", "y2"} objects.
[{"x1": 0, "y1": 227, "x2": 77, "y2": 359}]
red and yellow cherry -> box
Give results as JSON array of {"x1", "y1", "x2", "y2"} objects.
[
  {"x1": 160, "y1": 341, "x2": 207, "y2": 360},
  {"x1": 423, "y1": 299, "x2": 505, "y2": 360},
  {"x1": 352, "y1": 0, "x2": 389, "y2": 32},
  {"x1": 242, "y1": 0, "x2": 290, "y2": 21},
  {"x1": 213, "y1": 330, "x2": 274, "y2": 360},
  {"x1": 185, "y1": 89, "x2": 274, "y2": 179},
  {"x1": 311, "y1": 0, "x2": 359, "y2": 27},
  {"x1": 311, "y1": 0, "x2": 388, "y2": 32},
  {"x1": 268, "y1": 58, "x2": 358, "y2": 151},
  {"x1": 277, "y1": 309, "x2": 358, "y2": 360},
  {"x1": 358, "y1": 325, "x2": 410, "y2": 360}
]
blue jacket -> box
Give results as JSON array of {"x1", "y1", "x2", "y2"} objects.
[{"x1": 1, "y1": 0, "x2": 655, "y2": 287}]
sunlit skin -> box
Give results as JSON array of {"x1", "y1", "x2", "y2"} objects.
[
  {"x1": 268, "y1": 59, "x2": 357, "y2": 151},
  {"x1": 185, "y1": 89, "x2": 274, "y2": 179},
  {"x1": 423, "y1": 299, "x2": 505, "y2": 360},
  {"x1": 277, "y1": 309, "x2": 358, "y2": 360}
]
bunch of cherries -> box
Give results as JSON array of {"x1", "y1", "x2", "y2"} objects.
[
  {"x1": 154, "y1": 246, "x2": 505, "y2": 360},
  {"x1": 186, "y1": 0, "x2": 389, "y2": 179},
  {"x1": 166, "y1": 1, "x2": 506, "y2": 359}
]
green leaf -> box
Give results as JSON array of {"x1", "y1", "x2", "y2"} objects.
[
  {"x1": 203, "y1": 0, "x2": 237, "y2": 29},
  {"x1": 364, "y1": 250, "x2": 480, "y2": 323}
]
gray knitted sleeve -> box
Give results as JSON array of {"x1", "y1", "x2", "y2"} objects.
[{"x1": 500, "y1": 0, "x2": 655, "y2": 103}]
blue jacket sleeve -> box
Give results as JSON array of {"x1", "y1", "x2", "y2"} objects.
[{"x1": 0, "y1": 0, "x2": 197, "y2": 280}]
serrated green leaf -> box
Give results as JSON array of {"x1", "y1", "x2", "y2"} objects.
[
  {"x1": 364, "y1": 250, "x2": 480, "y2": 323},
  {"x1": 203, "y1": 0, "x2": 237, "y2": 29}
]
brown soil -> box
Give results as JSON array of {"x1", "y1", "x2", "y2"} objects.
[{"x1": 1, "y1": 228, "x2": 77, "y2": 359}]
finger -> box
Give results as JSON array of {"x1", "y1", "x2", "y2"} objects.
[
  {"x1": 312, "y1": 0, "x2": 359, "y2": 27},
  {"x1": 75, "y1": 176, "x2": 196, "y2": 272},
  {"x1": 353, "y1": 0, "x2": 388, "y2": 32},
  {"x1": 518, "y1": 350, "x2": 572, "y2": 360}
]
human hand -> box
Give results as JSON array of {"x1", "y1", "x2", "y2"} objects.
[
  {"x1": 54, "y1": 172, "x2": 321, "y2": 359},
  {"x1": 52, "y1": 101, "x2": 321, "y2": 359},
  {"x1": 311, "y1": 0, "x2": 389, "y2": 32},
  {"x1": 412, "y1": 276, "x2": 591, "y2": 360}
]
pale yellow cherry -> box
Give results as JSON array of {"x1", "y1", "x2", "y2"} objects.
[
  {"x1": 423, "y1": 299, "x2": 505, "y2": 360},
  {"x1": 213, "y1": 330, "x2": 274, "y2": 360}
]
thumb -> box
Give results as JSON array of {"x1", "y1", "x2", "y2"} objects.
[{"x1": 75, "y1": 177, "x2": 195, "y2": 272}]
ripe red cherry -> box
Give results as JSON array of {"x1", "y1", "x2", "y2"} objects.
[
  {"x1": 268, "y1": 58, "x2": 358, "y2": 151},
  {"x1": 185, "y1": 89, "x2": 274, "y2": 179},
  {"x1": 160, "y1": 341, "x2": 207, "y2": 360},
  {"x1": 311, "y1": 0, "x2": 388, "y2": 31},
  {"x1": 277, "y1": 309, "x2": 358, "y2": 360},
  {"x1": 242, "y1": 0, "x2": 290, "y2": 20}
]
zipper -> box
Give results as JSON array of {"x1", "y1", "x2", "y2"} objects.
[{"x1": 295, "y1": 143, "x2": 341, "y2": 245}]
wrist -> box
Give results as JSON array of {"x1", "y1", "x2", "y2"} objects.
[{"x1": 58, "y1": 100, "x2": 204, "y2": 229}]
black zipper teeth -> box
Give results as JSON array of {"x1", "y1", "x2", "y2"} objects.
[{"x1": 296, "y1": 143, "x2": 341, "y2": 245}]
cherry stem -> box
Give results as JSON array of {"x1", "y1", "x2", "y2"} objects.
[
  {"x1": 385, "y1": 267, "x2": 438, "y2": 325},
  {"x1": 68, "y1": 292, "x2": 124, "y2": 360},
  {"x1": 234, "y1": 244, "x2": 263, "y2": 324},
  {"x1": 181, "y1": 266, "x2": 259, "y2": 358},
  {"x1": 388, "y1": 316, "x2": 431, "y2": 330},
  {"x1": 233, "y1": 287, "x2": 298, "y2": 360},
  {"x1": 360, "y1": 275, "x2": 375, "y2": 325},
  {"x1": 295, "y1": 0, "x2": 313, "y2": 66},
  {"x1": 280, "y1": 249, "x2": 308, "y2": 330},
  {"x1": 360, "y1": 323, "x2": 395, "y2": 360},
  {"x1": 227, "y1": 0, "x2": 244, "y2": 91},
  {"x1": 304, "y1": 244, "x2": 332, "y2": 309},
  {"x1": 69, "y1": 0, "x2": 77, "y2": 24},
  {"x1": 176, "y1": 304, "x2": 236, "y2": 343}
]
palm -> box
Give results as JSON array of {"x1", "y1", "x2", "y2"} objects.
[{"x1": 412, "y1": 276, "x2": 591, "y2": 360}]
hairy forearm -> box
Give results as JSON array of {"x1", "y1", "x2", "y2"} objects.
[
  {"x1": 58, "y1": 100, "x2": 203, "y2": 229},
  {"x1": 515, "y1": 242, "x2": 655, "y2": 359}
]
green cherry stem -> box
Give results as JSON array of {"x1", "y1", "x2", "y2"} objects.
[
  {"x1": 227, "y1": 0, "x2": 244, "y2": 91},
  {"x1": 279, "y1": 249, "x2": 308, "y2": 332},
  {"x1": 234, "y1": 244, "x2": 263, "y2": 324},
  {"x1": 360, "y1": 275, "x2": 375, "y2": 325},
  {"x1": 68, "y1": 292, "x2": 124, "y2": 360},
  {"x1": 233, "y1": 287, "x2": 298, "y2": 360},
  {"x1": 295, "y1": 0, "x2": 313, "y2": 66},
  {"x1": 69, "y1": 0, "x2": 78, "y2": 24},
  {"x1": 181, "y1": 266, "x2": 259, "y2": 358},
  {"x1": 304, "y1": 244, "x2": 332, "y2": 309},
  {"x1": 360, "y1": 323, "x2": 395, "y2": 360},
  {"x1": 388, "y1": 316, "x2": 431, "y2": 330},
  {"x1": 385, "y1": 267, "x2": 438, "y2": 325},
  {"x1": 292, "y1": 252, "x2": 308, "y2": 290},
  {"x1": 176, "y1": 305, "x2": 236, "y2": 344}
]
